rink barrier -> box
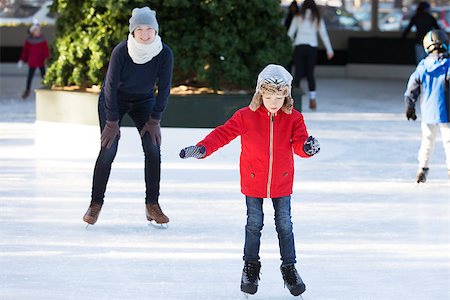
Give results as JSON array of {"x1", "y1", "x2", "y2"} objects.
[{"x1": 35, "y1": 89, "x2": 302, "y2": 128}]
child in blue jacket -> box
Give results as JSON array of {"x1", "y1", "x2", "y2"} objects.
[{"x1": 404, "y1": 29, "x2": 450, "y2": 183}]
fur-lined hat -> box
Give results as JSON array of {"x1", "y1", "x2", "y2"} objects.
[{"x1": 249, "y1": 64, "x2": 294, "y2": 114}]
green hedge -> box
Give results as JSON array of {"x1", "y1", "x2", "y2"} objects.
[{"x1": 44, "y1": 0, "x2": 292, "y2": 90}]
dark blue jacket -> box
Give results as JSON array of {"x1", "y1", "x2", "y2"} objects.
[{"x1": 103, "y1": 40, "x2": 173, "y2": 121}]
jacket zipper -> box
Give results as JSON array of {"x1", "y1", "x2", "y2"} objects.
[{"x1": 267, "y1": 113, "x2": 274, "y2": 198}]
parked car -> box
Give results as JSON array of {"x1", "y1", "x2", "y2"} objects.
[
  {"x1": 281, "y1": 3, "x2": 362, "y2": 31},
  {"x1": 319, "y1": 5, "x2": 362, "y2": 31},
  {"x1": 431, "y1": 6, "x2": 450, "y2": 32},
  {"x1": 379, "y1": 9, "x2": 404, "y2": 31},
  {"x1": 0, "y1": 0, "x2": 54, "y2": 26}
]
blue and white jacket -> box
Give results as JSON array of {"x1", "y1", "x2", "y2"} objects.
[{"x1": 404, "y1": 53, "x2": 450, "y2": 124}]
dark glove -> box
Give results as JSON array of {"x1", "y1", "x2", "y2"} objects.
[
  {"x1": 101, "y1": 120, "x2": 120, "y2": 149},
  {"x1": 179, "y1": 145, "x2": 206, "y2": 159},
  {"x1": 140, "y1": 118, "x2": 161, "y2": 145},
  {"x1": 303, "y1": 136, "x2": 320, "y2": 156},
  {"x1": 406, "y1": 105, "x2": 417, "y2": 121}
]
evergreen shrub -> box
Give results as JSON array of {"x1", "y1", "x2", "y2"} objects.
[{"x1": 44, "y1": 0, "x2": 292, "y2": 91}]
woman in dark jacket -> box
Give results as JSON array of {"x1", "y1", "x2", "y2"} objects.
[{"x1": 83, "y1": 6, "x2": 173, "y2": 227}]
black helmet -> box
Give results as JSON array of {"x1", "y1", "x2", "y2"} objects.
[{"x1": 422, "y1": 29, "x2": 449, "y2": 54}]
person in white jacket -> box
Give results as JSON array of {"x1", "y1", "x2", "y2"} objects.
[{"x1": 288, "y1": 0, "x2": 334, "y2": 110}]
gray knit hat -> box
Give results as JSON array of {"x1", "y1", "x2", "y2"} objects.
[
  {"x1": 249, "y1": 64, "x2": 294, "y2": 114},
  {"x1": 129, "y1": 7, "x2": 159, "y2": 33}
]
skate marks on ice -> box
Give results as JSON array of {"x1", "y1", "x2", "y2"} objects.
[
  {"x1": 148, "y1": 220, "x2": 169, "y2": 229},
  {"x1": 242, "y1": 292, "x2": 304, "y2": 299},
  {"x1": 83, "y1": 222, "x2": 168, "y2": 230}
]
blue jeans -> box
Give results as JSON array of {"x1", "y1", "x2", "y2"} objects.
[
  {"x1": 243, "y1": 196, "x2": 296, "y2": 265},
  {"x1": 91, "y1": 92, "x2": 161, "y2": 205}
]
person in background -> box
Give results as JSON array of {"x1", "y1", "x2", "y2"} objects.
[
  {"x1": 82, "y1": 7, "x2": 173, "y2": 227},
  {"x1": 288, "y1": 0, "x2": 334, "y2": 111},
  {"x1": 401, "y1": 1, "x2": 440, "y2": 64},
  {"x1": 284, "y1": 0, "x2": 299, "y2": 74},
  {"x1": 284, "y1": 0, "x2": 299, "y2": 30},
  {"x1": 179, "y1": 64, "x2": 320, "y2": 297},
  {"x1": 18, "y1": 21, "x2": 50, "y2": 99},
  {"x1": 404, "y1": 29, "x2": 449, "y2": 183}
]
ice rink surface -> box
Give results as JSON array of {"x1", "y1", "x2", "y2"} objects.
[{"x1": 0, "y1": 74, "x2": 449, "y2": 299}]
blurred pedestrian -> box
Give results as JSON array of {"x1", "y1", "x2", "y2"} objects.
[
  {"x1": 82, "y1": 6, "x2": 173, "y2": 227},
  {"x1": 284, "y1": 0, "x2": 299, "y2": 74},
  {"x1": 18, "y1": 22, "x2": 50, "y2": 99},
  {"x1": 401, "y1": 1, "x2": 440, "y2": 64},
  {"x1": 403, "y1": 29, "x2": 450, "y2": 183},
  {"x1": 284, "y1": 0, "x2": 299, "y2": 30},
  {"x1": 179, "y1": 64, "x2": 320, "y2": 297},
  {"x1": 288, "y1": 0, "x2": 334, "y2": 110}
]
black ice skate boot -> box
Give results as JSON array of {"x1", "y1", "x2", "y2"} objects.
[
  {"x1": 280, "y1": 264, "x2": 306, "y2": 296},
  {"x1": 21, "y1": 89, "x2": 30, "y2": 99},
  {"x1": 240, "y1": 260, "x2": 261, "y2": 295},
  {"x1": 83, "y1": 203, "x2": 102, "y2": 225},
  {"x1": 416, "y1": 167, "x2": 429, "y2": 183}
]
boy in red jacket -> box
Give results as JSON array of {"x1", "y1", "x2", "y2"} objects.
[
  {"x1": 180, "y1": 64, "x2": 320, "y2": 297},
  {"x1": 18, "y1": 23, "x2": 50, "y2": 99}
]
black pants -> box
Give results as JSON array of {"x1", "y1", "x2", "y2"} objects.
[
  {"x1": 26, "y1": 67, "x2": 46, "y2": 90},
  {"x1": 91, "y1": 92, "x2": 161, "y2": 205},
  {"x1": 292, "y1": 45, "x2": 317, "y2": 92}
]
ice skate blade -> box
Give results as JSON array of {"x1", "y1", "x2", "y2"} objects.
[{"x1": 148, "y1": 220, "x2": 168, "y2": 229}]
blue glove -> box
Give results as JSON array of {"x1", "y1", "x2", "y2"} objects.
[
  {"x1": 303, "y1": 136, "x2": 320, "y2": 156},
  {"x1": 179, "y1": 145, "x2": 206, "y2": 159}
]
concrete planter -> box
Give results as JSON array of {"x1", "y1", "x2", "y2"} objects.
[{"x1": 36, "y1": 89, "x2": 302, "y2": 128}]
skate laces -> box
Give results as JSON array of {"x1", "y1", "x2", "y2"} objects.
[
  {"x1": 282, "y1": 264, "x2": 300, "y2": 286},
  {"x1": 244, "y1": 262, "x2": 260, "y2": 283},
  {"x1": 150, "y1": 204, "x2": 164, "y2": 216}
]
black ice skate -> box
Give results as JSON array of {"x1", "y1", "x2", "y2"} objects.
[
  {"x1": 416, "y1": 167, "x2": 429, "y2": 183},
  {"x1": 240, "y1": 260, "x2": 261, "y2": 295},
  {"x1": 280, "y1": 264, "x2": 306, "y2": 296}
]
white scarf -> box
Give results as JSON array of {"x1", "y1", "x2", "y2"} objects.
[{"x1": 127, "y1": 33, "x2": 163, "y2": 64}]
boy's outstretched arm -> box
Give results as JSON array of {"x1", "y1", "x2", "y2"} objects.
[
  {"x1": 179, "y1": 145, "x2": 206, "y2": 159},
  {"x1": 404, "y1": 70, "x2": 420, "y2": 121},
  {"x1": 303, "y1": 136, "x2": 320, "y2": 156}
]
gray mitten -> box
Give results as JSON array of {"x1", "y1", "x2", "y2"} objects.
[
  {"x1": 101, "y1": 120, "x2": 120, "y2": 149},
  {"x1": 179, "y1": 145, "x2": 206, "y2": 159},
  {"x1": 303, "y1": 136, "x2": 320, "y2": 156}
]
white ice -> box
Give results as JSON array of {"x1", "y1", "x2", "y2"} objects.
[{"x1": 0, "y1": 77, "x2": 449, "y2": 300}]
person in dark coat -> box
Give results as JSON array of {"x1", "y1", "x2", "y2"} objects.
[{"x1": 401, "y1": 1, "x2": 440, "y2": 63}]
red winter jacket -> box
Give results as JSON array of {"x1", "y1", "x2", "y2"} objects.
[
  {"x1": 20, "y1": 35, "x2": 50, "y2": 68},
  {"x1": 197, "y1": 106, "x2": 311, "y2": 198}
]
